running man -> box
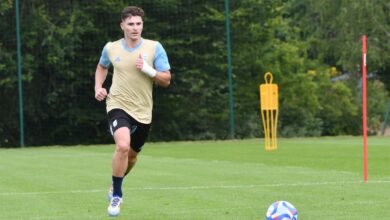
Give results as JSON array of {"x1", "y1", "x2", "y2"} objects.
[{"x1": 94, "y1": 6, "x2": 171, "y2": 216}]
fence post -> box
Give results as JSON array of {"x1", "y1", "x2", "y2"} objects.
[
  {"x1": 15, "y1": 0, "x2": 25, "y2": 147},
  {"x1": 224, "y1": 0, "x2": 235, "y2": 139}
]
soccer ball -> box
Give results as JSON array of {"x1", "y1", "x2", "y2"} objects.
[{"x1": 266, "y1": 201, "x2": 298, "y2": 220}]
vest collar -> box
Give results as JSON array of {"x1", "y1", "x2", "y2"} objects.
[{"x1": 121, "y1": 38, "x2": 143, "y2": 52}]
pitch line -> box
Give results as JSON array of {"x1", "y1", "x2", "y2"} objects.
[{"x1": 1, "y1": 180, "x2": 390, "y2": 196}]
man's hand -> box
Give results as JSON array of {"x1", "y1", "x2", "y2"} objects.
[
  {"x1": 136, "y1": 54, "x2": 157, "y2": 78},
  {"x1": 95, "y1": 87, "x2": 107, "y2": 101}
]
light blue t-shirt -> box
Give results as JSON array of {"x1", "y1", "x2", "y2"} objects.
[{"x1": 99, "y1": 38, "x2": 170, "y2": 72}]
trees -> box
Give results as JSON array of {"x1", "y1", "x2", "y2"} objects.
[
  {"x1": 0, "y1": 0, "x2": 19, "y2": 146},
  {"x1": 1, "y1": 0, "x2": 389, "y2": 147},
  {"x1": 286, "y1": 0, "x2": 390, "y2": 135}
]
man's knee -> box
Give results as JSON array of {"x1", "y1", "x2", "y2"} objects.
[{"x1": 116, "y1": 141, "x2": 130, "y2": 154}]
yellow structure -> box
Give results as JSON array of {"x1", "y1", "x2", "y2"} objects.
[{"x1": 259, "y1": 72, "x2": 279, "y2": 151}]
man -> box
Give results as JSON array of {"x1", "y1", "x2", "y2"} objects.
[{"x1": 94, "y1": 6, "x2": 171, "y2": 217}]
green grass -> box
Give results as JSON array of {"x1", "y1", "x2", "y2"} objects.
[{"x1": 0, "y1": 136, "x2": 389, "y2": 219}]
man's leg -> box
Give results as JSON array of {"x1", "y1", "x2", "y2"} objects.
[
  {"x1": 124, "y1": 148, "x2": 138, "y2": 176},
  {"x1": 108, "y1": 127, "x2": 131, "y2": 216},
  {"x1": 108, "y1": 132, "x2": 139, "y2": 201},
  {"x1": 112, "y1": 127, "x2": 132, "y2": 197},
  {"x1": 109, "y1": 147, "x2": 138, "y2": 198}
]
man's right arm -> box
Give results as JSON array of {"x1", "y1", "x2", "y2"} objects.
[
  {"x1": 94, "y1": 64, "x2": 108, "y2": 101},
  {"x1": 95, "y1": 44, "x2": 111, "y2": 101}
]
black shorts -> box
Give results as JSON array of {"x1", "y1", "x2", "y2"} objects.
[{"x1": 107, "y1": 109, "x2": 151, "y2": 153}]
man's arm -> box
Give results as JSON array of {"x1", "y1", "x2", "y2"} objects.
[
  {"x1": 153, "y1": 71, "x2": 171, "y2": 87},
  {"x1": 94, "y1": 63, "x2": 108, "y2": 101},
  {"x1": 135, "y1": 54, "x2": 171, "y2": 87}
]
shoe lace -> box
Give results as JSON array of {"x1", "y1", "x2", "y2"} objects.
[{"x1": 111, "y1": 197, "x2": 121, "y2": 207}]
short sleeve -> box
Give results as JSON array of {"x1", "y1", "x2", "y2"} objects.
[
  {"x1": 99, "y1": 43, "x2": 111, "y2": 68},
  {"x1": 154, "y1": 42, "x2": 170, "y2": 72}
]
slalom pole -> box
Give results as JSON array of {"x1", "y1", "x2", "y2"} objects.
[{"x1": 362, "y1": 35, "x2": 368, "y2": 182}]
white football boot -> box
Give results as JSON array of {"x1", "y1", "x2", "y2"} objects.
[{"x1": 107, "y1": 196, "x2": 123, "y2": 217}]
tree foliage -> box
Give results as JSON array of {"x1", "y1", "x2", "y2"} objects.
[{"x1": 0, "y1": 0, "x2": 389, "y2": 147}]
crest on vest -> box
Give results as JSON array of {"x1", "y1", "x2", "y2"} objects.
[{"x1": 142, "y1": 54, "x2": 149, "y2": 61}]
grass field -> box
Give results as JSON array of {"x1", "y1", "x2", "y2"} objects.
[{"x1": 0, "y1": 136, "x2": 389, "y2": 219}]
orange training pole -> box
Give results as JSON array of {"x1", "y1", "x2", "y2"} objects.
[{"x1": 362, "y1": 35, "x2": 368, "y2": 182}]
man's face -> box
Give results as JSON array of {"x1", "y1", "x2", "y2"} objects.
[{"x1": 120, "y1": 16, "x2": 143, "y2": 41}]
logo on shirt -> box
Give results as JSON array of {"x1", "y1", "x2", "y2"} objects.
[
  {"x1": 142, "y1": 54, "x2": 149, "y2": 61},
  {"x1": 114, "y1": 56, "x2": 121, "y2": 62}
]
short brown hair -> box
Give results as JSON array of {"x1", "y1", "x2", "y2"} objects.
[{"x1": 121, "y1": 6, "x2": 144, "y2": 21}]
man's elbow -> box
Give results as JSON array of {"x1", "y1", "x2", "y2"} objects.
[
  {"x1": 161, "y1": 79, "x2": 171, "y2": 88},
  {"x1": 159, "y1": 71, "x2": 171, "y2": 88}
]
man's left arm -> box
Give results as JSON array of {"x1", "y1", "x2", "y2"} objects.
[
  {"x1": 153, "y1": 70, "x2": 171, "y2": 87},
  {"x1": 136, "y1": 42, "x2": 171, "y2": 87}
]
